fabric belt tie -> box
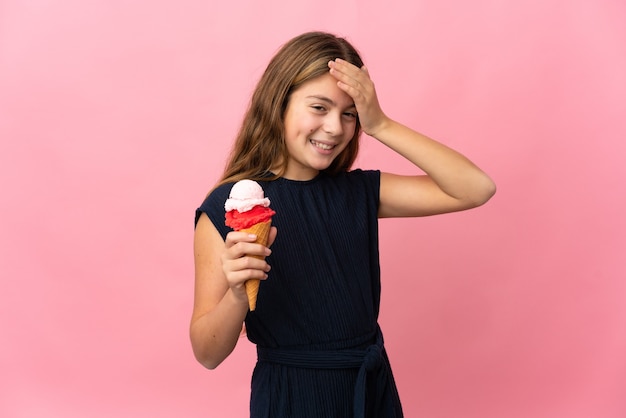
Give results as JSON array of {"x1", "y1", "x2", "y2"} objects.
[{"x1": 257, "y1": 327, "x2": 390, "y2": 418}]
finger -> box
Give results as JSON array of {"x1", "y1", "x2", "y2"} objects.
[
  {"x1": 225, "y1": 266, "x2": 269, "y2": 288},
  {"x1": 226, "y1": 242, "x2": 272, "y2": 262},
  {"x1": 328, "y1": 67, "x2": 361, "y2": 96},
  {"x1": 223, "y1": 255, "x2": 271, "y2": 282},
  {"x1": 330, "y1": 59, "x2": 370, "y2": 82},
  {"x1": 224, "y1": 231, "x2": 270, "y2": 260},
  {"x1": 229, "y1": 254, "x2": 271, "y2": 273},
  {"x1": 328, "y1": 62, "x2": 372, "y2": 101},
  {"x1": 328, "y1": 62, "x2": 355, "y2": 84},
  {"x1": 224, "y1": 231, "x2": 260, "y2": 248},
  {"x1": 329, "y1": 58, "x2": 360, "y2": 73}
]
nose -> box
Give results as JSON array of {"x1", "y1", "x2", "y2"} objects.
[{"x1": 323, "y1": 113, "x2": 343, "y2": 137}]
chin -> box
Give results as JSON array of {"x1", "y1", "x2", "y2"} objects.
[{"x1": 311, "y1": 161, "x2": 334, "y2": 172}]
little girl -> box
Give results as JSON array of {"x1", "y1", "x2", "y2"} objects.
[{"x1": 192, "y1": 31, "x2": 495, "y2": 417}]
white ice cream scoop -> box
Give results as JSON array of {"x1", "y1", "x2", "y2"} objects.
[{"x1": 224, "y1": 179, "x2": 271, "y2": 213}]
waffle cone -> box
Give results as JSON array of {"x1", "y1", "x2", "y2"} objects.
[{"x1": 239, "y1": 220, "x2": 272, "y2": 311}]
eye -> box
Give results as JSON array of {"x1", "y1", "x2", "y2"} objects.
[
  {"x1": 311, "y1": 105, "x2": 326, "y2": 112},
  {"x1": 343, "y1": 111, "x2": 358, "y2": 119}
]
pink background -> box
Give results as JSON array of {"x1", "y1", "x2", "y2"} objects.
[{"x1": 1, "y1": 1, "x2": 625, "y2": 417}]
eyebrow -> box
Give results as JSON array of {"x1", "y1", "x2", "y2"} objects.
[{"x1": 305, "y1": 95, "x2": 356, "y2": 109}]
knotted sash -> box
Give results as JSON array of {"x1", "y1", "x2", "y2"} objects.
[{"x1": 257, "y1": 326, "x2": 399, "y2": 417}]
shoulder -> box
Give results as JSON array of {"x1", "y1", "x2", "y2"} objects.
[
  {"x1": 324, "y1": 169, "x2": 380, "y2": 186},
  {"x1": 202, "y1": 183, "x2": 233, "y2": 208},
  {"x1": 346, "y1": 168, "x2": 380, "y2": 183},
  {"x1": 194, "y1": 182, "x2": 234, "y2": 228},
  {"x1": 343, "y1": 169, "x2": 380, "y2": 197},
  {"x1": 323, "y1": 169, "x2": 381, "y2": 205}
]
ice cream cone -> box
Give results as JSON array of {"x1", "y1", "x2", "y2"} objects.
[
  {"x1": 225, "y1": 179, "x2": 275, "y2": 311},
  {"x1": 240, "y1": 220, "x2": 272, "y2": 311}
]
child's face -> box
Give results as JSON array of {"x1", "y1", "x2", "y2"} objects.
[{"x1": 282, "y1": 73, "x2": 357, "y2": 180}]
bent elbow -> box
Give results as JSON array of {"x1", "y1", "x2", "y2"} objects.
[
  {"x1": 199, "y1": 358, "x2": 222, "y2": 371},
  {"x1": 471, "y1": 176, "x2": 497, "y2": 207},
  {"x1": 190, "y1": 331, "x2": 227, "y2": 370},
  {"x1": 192, "y1": 346, "x2": 224, "y2": 370}
]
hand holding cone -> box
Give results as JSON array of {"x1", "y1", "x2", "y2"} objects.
[
  {"x1": 224, "y1": 180, "x2": 276, "y2": 311},
  {"x1": 239, "y1": 220, "x2": 272, "y2": 311}
]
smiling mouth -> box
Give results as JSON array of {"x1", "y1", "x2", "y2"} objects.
[{"x1": 310, "y1": 139, "x2": 335, "y2": 151}]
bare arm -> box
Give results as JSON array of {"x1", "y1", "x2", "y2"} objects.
[
  {"x1": 329, "y1": 59, "x2": 496, "y2": 217},
  {"x1": 190, "y1": 213, "x2": 274, "y2": 369},
  {"x1": 375, "y1": 119, "x2": 496, "y2": 217}
]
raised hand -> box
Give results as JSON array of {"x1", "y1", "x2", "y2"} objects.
[{"x1": 328, "y1": 58, "x2": 388, "y2": 137}]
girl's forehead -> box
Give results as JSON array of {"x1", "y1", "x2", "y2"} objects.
[{"x1": 292, "y1": 73, "x2": 354, "y2": 107}]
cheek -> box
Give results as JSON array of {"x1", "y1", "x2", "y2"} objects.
[
  {"x1": 344, "y1": 122, "x2": 357, "y2": 139},
  {"x1": 283, "y1": 116, "x2": 300, "y2": 142},
  {"x1": 337, "y1": 134, "x2": 354, "y2": 153},
  {"x1": 286, "y1": 111, "x2": 316, "y2": 138}
]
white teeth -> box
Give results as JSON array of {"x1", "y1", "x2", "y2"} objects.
[{"x1": 311, "y1": 140, "x2": 333, "y2": 150}]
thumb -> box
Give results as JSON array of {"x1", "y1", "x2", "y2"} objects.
[{"x1": 267, "y1": 226, "x2": 278, "y2": 247}]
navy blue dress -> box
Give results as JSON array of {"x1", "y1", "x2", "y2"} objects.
[{"x1": 196, "y1": 170, "x2": 403, "y2": 417}]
